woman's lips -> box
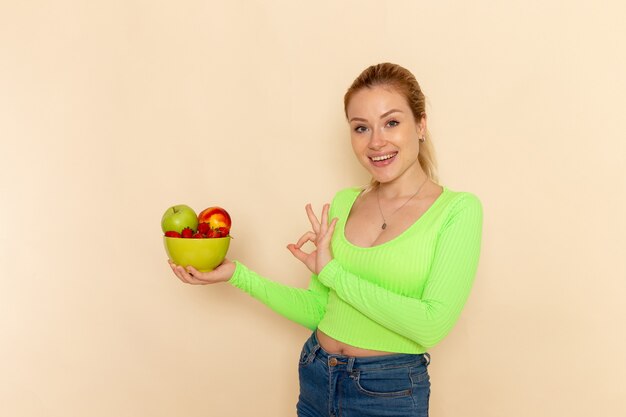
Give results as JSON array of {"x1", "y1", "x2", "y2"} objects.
[{"x1": 369, "y1": 152, "x2": 398, "y2": 167}]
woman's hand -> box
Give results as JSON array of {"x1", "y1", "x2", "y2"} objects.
[
  {"x1": 169, "y1": 258, "x2": 236, "y2": 285},
  {"x1": 287, "y1": 203, "x2": 338, "y2": 275}
]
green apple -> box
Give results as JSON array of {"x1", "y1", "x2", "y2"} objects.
[{"x1": 161, "y1": 204, "x2": 198, "y2": 234}]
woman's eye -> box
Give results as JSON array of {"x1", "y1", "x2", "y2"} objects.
[
  {"x1": 354, "y1": 125, "x2": 368, "y2": 133},
  {"x1": 387, "y1": 120, "x2": 399, "y2": 127}
]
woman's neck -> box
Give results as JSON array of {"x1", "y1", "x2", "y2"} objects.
[{"x1": 377, "y1": 169, "x2": 430, "y2": 200}]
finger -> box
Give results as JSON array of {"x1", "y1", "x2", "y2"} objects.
[
  {"x1": 176, "y1": 265, "x2": 202, "y2": 285},
  {"x1": 188, "y1": 266, "x2": 220, "y2": 285},
  {"x1": 295, "y1": 231, "x2": 316, "y2": 249},
  {"x1": 175, "y1": 265, "x2": 193, "y2": 283},
  {"x1": 319, "y1": 217, "x2": 338, "y2": 245},
  {"x1": 287, "y1": 243, "x2": 310, "y2": 263},
  {"x1": 328, "y1": 216, "x2": 338, "y2": 235},
  {"x1": 186, "y1": 266, "x2": 212, "y2": 283},
  {"x1": 169, "y1": 259, "x2": 180, "y2": 273},
  {"x1": 320, "y1": 203, "x2": 330, "y2": 234},
  {"x1": 305, "y1": 204, "x2": 321, "y2": 234},
  {"x1": 169, "y1": 261, "x2": 187, "y2": 282}
]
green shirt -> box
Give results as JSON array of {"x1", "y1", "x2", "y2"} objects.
[{"x1": 229, "y1": 186, "x2": 483, "y2": 353}]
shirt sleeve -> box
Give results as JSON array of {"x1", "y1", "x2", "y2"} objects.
[
  {"x1": 228, "y1": 262, "x2": 329, "y2": 330},
  {"x1": 317, "y1": 194, "x2": 483, "y2": 348}
]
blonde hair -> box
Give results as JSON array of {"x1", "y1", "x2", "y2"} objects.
[{"x1": 344, "y1": 63, "x2": 438, "y2": 188}]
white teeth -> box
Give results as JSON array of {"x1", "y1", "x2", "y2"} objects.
[{"x1": 371, "y1": 153, "x2": 396, "y2": 162}]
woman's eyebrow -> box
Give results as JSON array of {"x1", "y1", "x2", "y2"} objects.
[
  {"x1": 380, "y1": 109, "x2": 403, "y2": 118},
  {"x1": 349, "y1": 109, "x2": 403, "y2": 123}
]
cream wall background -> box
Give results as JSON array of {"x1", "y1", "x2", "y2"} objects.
[{"x1": 1, "y1": 1, "x2": 624, "y2": 416}]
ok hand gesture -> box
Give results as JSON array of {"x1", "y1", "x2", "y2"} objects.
[{"x1": 287, "y1": 203, "x2": 338, "y2": 275}]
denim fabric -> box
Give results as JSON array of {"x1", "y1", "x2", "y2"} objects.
[{"x1": 296, "y1": 331, "x2": 431, "y2": 417}]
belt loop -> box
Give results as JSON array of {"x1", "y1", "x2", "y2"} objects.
[
  {"x1": 311, "y1": 343, "x2": 321, "y2": 357},
  {"x1": 347, "y1": 357, "x2": 356, "y2": 373},
  {"x1": 310, "y1": 331, "x2": 321, "y2": 356},
  {"x1": 424, "y1": 352, "x2": 431, "y2": 366}
]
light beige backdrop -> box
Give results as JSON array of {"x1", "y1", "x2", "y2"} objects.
[{"x1": 1, "y1": 1, "x2": 624, "y2": 416}]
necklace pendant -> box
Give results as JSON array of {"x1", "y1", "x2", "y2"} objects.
[{"x1": 382, "y1": 223, "x2": 387, "y2": 230}]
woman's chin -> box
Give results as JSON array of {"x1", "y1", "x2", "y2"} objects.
[{"x1": 370, "y1": 173, "x2": 396, "y2": 184}]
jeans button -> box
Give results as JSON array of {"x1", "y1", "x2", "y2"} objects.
[{"x1": 329, "y1": 357, "x2": 338, "y2": 366}]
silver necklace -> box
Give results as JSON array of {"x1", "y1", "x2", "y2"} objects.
[{"x1": 377, "y1": 176, "x2": 429, "y2": 230}]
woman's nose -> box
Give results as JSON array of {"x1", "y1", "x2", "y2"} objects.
[{"x1": 368, "y1": 128, "x2": 386, "y2": 149}]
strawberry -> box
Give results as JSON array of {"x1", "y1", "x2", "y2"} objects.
[
  {"x1": 181, "y1": 227, "x2": 194, "y2": 238},
  {"x1": 192, "y1": 231, "x2": 204, "y2": 239},
  {"x1": 214, "y1": 227, "x2": 230, "y2": 238},
  {"x1": 197, "y1": 222, "x2": 210, "y2": 235},
  {"x1": 164, "y1": 231, "x2": 181, "y2": 238}
]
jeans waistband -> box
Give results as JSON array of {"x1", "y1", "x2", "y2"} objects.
[{"x1": 305, "y1": 331, "x2": 430, "y2": 371}]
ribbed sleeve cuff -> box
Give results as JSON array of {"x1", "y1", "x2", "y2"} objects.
[
  {"x1": 227, "y1": 260, "x2": 247, "y2": 289},
  {"x1": 317, "y1": 259, "x2": 341, "y2": 288}
]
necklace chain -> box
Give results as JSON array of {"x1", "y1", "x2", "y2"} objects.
[{"x1": 377, "y1": 176, "x2": 429, "y2": 230}]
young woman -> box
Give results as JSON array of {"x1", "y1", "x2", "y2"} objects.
[{"x1": 169, "y1": 63, "x2": 483, "y2": 417}]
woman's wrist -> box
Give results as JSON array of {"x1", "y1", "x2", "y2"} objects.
[
  {"x1": 317, "y1": 258, "x2": 339, "y2": 287},
  {"x1": 226, "y1": 260, "x2": 242, "y2": 285}
]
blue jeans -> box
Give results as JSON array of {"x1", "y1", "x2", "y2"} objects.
[{"x1": 297, "y1": 331, "x2": 431, "y2": 417}]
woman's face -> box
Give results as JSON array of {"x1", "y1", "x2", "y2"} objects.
[{"x1": 346, "y1": 85, "x2": 426, "y2": 185}]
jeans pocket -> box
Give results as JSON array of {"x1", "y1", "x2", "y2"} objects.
[{"x1": 351, "y1": 366, "x2": 413, "y2": 398}]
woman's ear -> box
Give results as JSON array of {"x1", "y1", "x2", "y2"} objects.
[{"x1": 416, "y1": 113, "x2": 427, "y2": 136}]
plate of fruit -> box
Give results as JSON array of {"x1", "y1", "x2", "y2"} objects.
[{"x1": 161, "y1": 205, "x2": 231, "y2": 272}]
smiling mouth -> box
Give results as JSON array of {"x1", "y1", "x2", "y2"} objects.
[{"x1": 369, "y1": 152, "x2": 398, "y2": 162}]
